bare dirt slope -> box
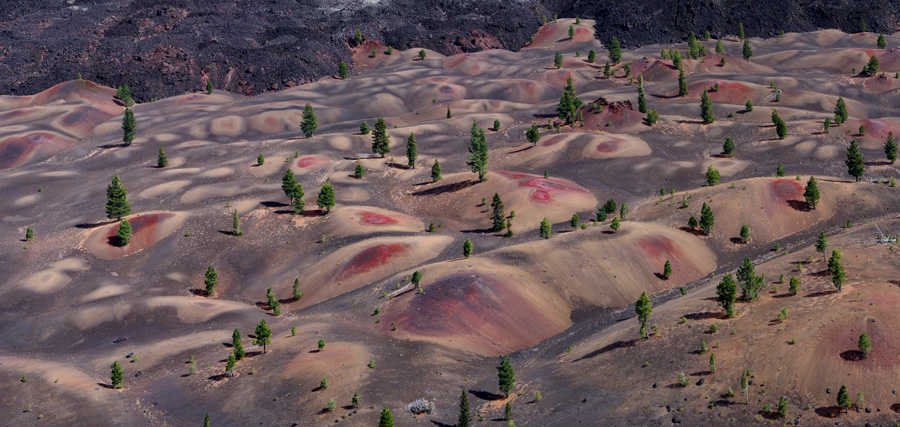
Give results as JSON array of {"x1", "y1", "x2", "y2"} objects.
[{"x1": 1, "y1": 20, "x2": 900, "y2": 426}]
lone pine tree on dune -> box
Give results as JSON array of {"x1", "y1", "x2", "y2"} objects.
[
  {"x1": 716, "y1": 274, "x2": 737, "y2": 317},
  {"x1": 379, "y1": 407, "x2": 394, "y2": 427},
  {"x1": 845, "y1": 140, "x2": 865, "y2": 181},
  {"x1": 498, "y1": 355, "x2": 515, "y2": 396},
  {"x1": 121, "y1": 108, "x2": 135, "y2": 146},
  {"x1": 116, "y1": 219, "x2": 131, "y2": 246},
  {"x1": 111, "y1": 360, "x2": 123, "y2": 389},
  {"x1": 205, "y1": 265, "x2": 217, "y2": 296},
  {"x1": 105, "y1": 174, "x2": 131, "y2": 220},
  {"x1": 254, "y1": 318, "x2": 272, "y2": 353},
  {"x1": 467, "y1": 120, "x2": 489, "y2": 182},
  {"x1": 372, "y1": 117, "x2": 390, "y2": 157},
  {"x1": 301, "y1": 103, "x2": 317, "y2": 138},
  {"x1": 317, "y1": 182, "x2": 335, "y2": 213},
  {"x1": 635, "y1": 291, "x2": 652, "y2": 338},
  {"x1": 406, "y1": 133, "x2": 417, "y2": 168},
  {"x1": 458, "y1": 388, "x2": 471, "y2": 427}
]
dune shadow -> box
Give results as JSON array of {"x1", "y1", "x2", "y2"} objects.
[
  {"x1": 809, "y1": 269, "x2": 831, "y2": 277},
  {"x1": 259, "y1": 201, "x2": 288, "y2": 208},
  {"x1": 653, "y1": 272, "x2": 668, "y2": 280},
  {"x1": 805, "y1": 290, "x2": 836, "y2": 298},
  {"x1": 189, "y1": 288, "x2": 211, "y2": 297},
  {"x1": 460, "y1": 227, "x2": 495, "y2": 234},
  {"x1": 689, "y1": 371, "x2": 711, "y2": 377},
  {"x1": 574, "y1": 339, "x2": 640, "y2": 362},
  {"x1": 469, "y1": 389, "x2": 505, "y2": 401},
  {"x1": 729, "y1": 237, "x2": 746, "y2": 244},
  {"x1": 679, "y1": 227, "x2": 706, "y2": 236},
  {"x1": 757, "y1": 411, "x2": 784, "y2": 420},
  {"x1": 651, "y1": 93, "x2": 681, "y2": 100},
  {"x1": 317, "y1": 408, "x2": 334, "y2": 416},
  {"x1": 839, "y1": 350, "x2": 865, "y2": 361},
  {"x1": 208, "y1": 373, "x2": 230, "y2": 381},
  {"x1": 75, "y1": 220, "x2": 116, "y2": 229},
  {"x1": 98, "y1": 143, "x2": 126, "y2": 149},
  {"x1": 507, "y1": 145, "x2": 536, "y2": 154},
  {"x1": 413, "y1": 179, "x2": 478, "y2": 196},
  {"x1": 96, "y1": 383, "x2": 114, "y2": 389},
  {"x1": 308, "y1": 349, "x2": 321, "y2": 354},
  {"x1": 684, "y1": 312, "x2": 724, "y2": 321},
  {"x1": 815, "y1": 406, "x2": 843, "y2": 418},
  {"x1": 772, "y1": 293, "x2": 795, "y2": 299},
  {"x1": 786, "y1": 200, "x2": 812, "y2": 212},
  {"x1": 430, "y1": 421, "x2": 455, "y2": 427},
  {"x1": 712, "y1": 399, "x2": 738, "y2": 407}
]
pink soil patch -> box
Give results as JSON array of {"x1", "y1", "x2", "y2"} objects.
[
  {"x1": 853, "y1": 119, "x2": 894, "y2": 140},
  {"x1": 769, "y1": 179, "x2": 803, "y2": 205},
  {"x1": 541, "y1": 135, "x2": 568, "y2": 147},
  {"x1": 359, "y1": 212, "x2": 399, "y2": 225},
  {"x1": 439, "y1": 85, "x2": 457, "y2": 94},
  {"x1": 636, "y1": 235, "x2": 677, "y2": 260},
  {"x1": 498, "y1": 171, "x2": 590, "y2": 203},
  {"x1": 572, "y1": 27, "x2": 592, "y2": 43},
  {"x1": 546, "y1": 69, "x2": 574, "y2": 87},
  {"x1": 86, "y1": 213, "x2": 178, "y2": 259},
  {"x1": 686, "y1": 81, "x2": 753, "y2": 104},
  {"x1": 296, "y1": 156, "x2": 329, "y2": 169},
  {"x1": 0, "y1": 132, "x2": 76, "y2": 170},
  {"x1": 878, "y1": 47, "x2": 900, "y2": 71},
  {"x1": 58, "y1": 105, "x2": 119, "y2": 138},
  {"x1": 580, "y1": 98, "x2": 643, "y2": 130},
  {"x1": 821, "y1": 318, "x2": 896, "y2": 370},
  {"x1": 630, "y1": 59, "x2": 678, "y2": 81},
  {"x1": 596, "y1": 139, "x2": 624, "y2": 153},
  {"x1": 384, "y1": 272, "x2": 565, "y2": 355},
  {"x1": 525, "y1": 23, "x2": 560, "y2": 49},
  {"x1": 336, "y1": 243, "x2": 408, "y2": 281},
  {"x1": 0, "y1": 108, "x2": 38, "y2": 125}
]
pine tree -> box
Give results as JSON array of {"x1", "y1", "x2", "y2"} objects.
[
  {"x1": 570, "y1": 213, "x2": 580, "y2": 229},
  {"x1": 539, "y1": 217, "x2": 552, "y2": 239},
  {"x1": 281, "y1": 169, "x2": 299, "y2": 203},
  {"x1": 490, "y1": 193, "x2": 506, "y2": 232},
  {"x1": 829, "y1": 249, "x2": 845, "y2": 292},
  {"x1": 557, "y1": 77, "x2": 582, "y2": 123},
  {"x1": 526, "y1": 123, "x2": 540, "y2": 145},
  {"x1": 688, "y1": 216, "x2": 698, "y2": 230},
  {"x1": 116, "y1": 219, "x2": 132, "y2": 246},
  {"x1": 699, "y1": 203, "x2": 714, "y2": 234},
  {"x1": 877, "y1": 34, "x2": 887, "y2": 49},
  {"x1": 466, "y1": 120, "x2": 489, "y2": 182},
  {"x1": 317, "y1": 182, "x2": 335, "y2": 213},
  {"x1": 463, "y1": 239, "x2": 473, "y2": 258},
  {"x1": 493, "y1": 119, "x2": 501, "y2": 131},
  {"x1": 406, "y1": 133, "x2": 417, "y2": 168},
  {"x1": 157, "y1": 146, "x2": 168, "y2": 167},
  {"x1": 738, "y1": 22, "x2": 745, "y2": 40},
  {"x1": 301, "y1": 103, "x2": 318, "y2": 138},
  {"x1": 205, "y1": 265, "x2": 217, "y2": 296},
  {"x1": 824, "y1": 117, "x2": 831, "y2": 133},
  {"x1": 25, "y1": 226, "x2": 33, "y2": 241},
  {"x1": 834, "y1": 97, "x2": 848, "y2": 124},
  {"x1": 716, "y1": 274, "x2": 737, "y2": 317},
  {"x1": 446, "y1": 106, "x2": 452, "y2": 119},
  {"x1": 603, "y1": 62, "x2": 612, "y2": 78},
  {"x1": 723, "y1": 137, "x2": 735, "y2": 156},
  {"x1": 740, "y1": 225, "x2": 750, "y2": 243},
  {"x1": 293, "y1": 278, "x2": 302, "y2": 300},
  {"x1": 858, "y1": 333, "x2": 872, "y2": 357},
  {"x1": 431, "y1": 159, "x2": 442, "y2": 182},
  {"x1": 884, "y1": 131, "x2": 897, "y2": 163},
  {"x1": 745, "y1": 99, "x2": 753, "y2": 112},
  {"x1": 121, "y1": 108, "x2": 136, "y2": 145},
  {"x1": 700, "y1": 89, "x2": 715, "y2": 123},
  {"x1": 837, "y1": 385, "x2": 851, "y2": 413},
  {"x1": 804, "y1": 176, "x2": 820, "y2": 209},
  {"x1": 338, "y1": 60, "x2": 349, "y2": 79},
  {"x1": 458, "y1": 388, "x2": 471, "y2": 427},
  {"x1": 635, "y1": 291, "x2": 652, "y2": 338},
  {"x1": 232, "y1": 209, "x2": 242, "y2": 236},
  {"x1": 587, "y1": 49, "x2": 596, "y2": 63},
  {"x1": 204, "y1": 414, "x2": 210, "y2": 427},
  {"x1": 646, "y1": 108, "x2": 659, "y2": 126},
  {"x1": 608, "y1": 37, "x2": 622, "y2": 64},
  {"x1": 687, "y1": 32, "x2": 700, "y2": 59},
  {"x1": 351, "y1": 391, "x2": 360, "y2": 408},
  {"x1": 372, "y1": 117, "x2": 391, "y2": 156},
  {"x1": 553, "y1": 51, "x2": 563, "y2": 68},
  {"x1": 111, "y1": 360, "x2": 124, "y2": 389},
  {"x1": 231, "y1": 328, "x2": 245, "y2": 360},
  {"x1": 105, "y1": 174, "x2": 131, "y2": 220},
  {"x1": 815, "y1": 231, "x2": 828, "y2": 261},
  {"x1": 709, "y1": 353, "x2": 717, "y2": 373},
  {"x1": 789, "y1": 276, "x2": 800, "y2": 295},
  {"x1": 864, "y1": 54, "x2": 879, "y2": 75},
  {"x1": 610, "y1": 217, "x2": 620, "y2": 232},
  {"x1": 378, "y1": 407, "x2": 394, "y2": 427},
  {"x1": 206, "y1": 81, "x2": 213, "y2": 95},
  {"x1": 257, "y1": 153, "x2": 265, "y2": 165},
  {"x1": 715, "y1": 39, "x2": 724, "y2": 54},
  {"x1": 845, "y1": 139, "x2": 865, "y2": 181},
  {"x1": 637, "y1": 78, "x2": 647, "y2": 113},
  {"x1": 678, "y1": 68, "x2": 688, "y2": 97},
  {"x1": 706, "y1": 165, "x2": 720, "y2": 186},
  {"x1": 620, "y1": 203, "x2": 629, "y2": 221},
  {"x1": 498, "y1": 355, "x2": 515, "y2": 396},
  {"x1": 225, "y1": 352, "x2": 236, "y2": 376},
  {"x1": 254, "y1": 318, "x2": 272, "y2": 353},
  {"x1": 504, "y1": 402, "x2": 512, "y2": 421},
  {"x1": 351, "y1": 162, "x2": 363, "y2": 179},
  {"x1": 663, "y1": 260, "x2": 672, "y2": 279},
  {"x1": 360, "y1": 121, "x2": 370, "y2": 135},
  {"x1": 418, "y1": 49, "x2": 426, "y2": 60},
  {"x1": 776, "y1": 163, "x2": 785, "y2": 177},
  {"x1": 742, "y1": 39, "x2": 753, "y2": 61}
]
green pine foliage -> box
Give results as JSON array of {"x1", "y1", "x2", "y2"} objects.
[
  {"x1": 105, "y1": 174, "x2": 131, "y2": 220},
  {"x1": 354, "y1": 163, "x2": 365, "y2": 179},
  {"x1": 458, "y1": 388, "x2": 471, "y2": 427},
  {"x1": 205, "y1": 81, "x2": 213, "y2": 95},
  {"x1": 25, "y1": 226, "x2": 33, "y2": 241},
  {"x1": 716, "y1": 274, "x2": 737, "y2": 317},
  {"x1": 742, "y1": 39, "x2": 753, "y2": 60},
  {"x1": 845, "y1": 139, "x2": 865, "y2": 181},
  {"x1": 431, "y1": 159, "x2": 442, "y2": 182},
  {"x1": 587, "y1": 49, "x2": 596, "y2": 63},
  {"x1": 834, "y1": 97, "x2": 849, "y2": 124},
  {"x1": 463, "y1": 239, "x2": 473, "y2": 258},
  {"x1": 116, "y1": 219, "x2": 132, "y2": 246},
  {"x1": 554, "y1": 51, "x2": 563, "y2": 68},
  {"x1": 700, "y1": 89, "x2": 715, "y2": 123},
  {"x1": 157, "y1": 146, "x2": 168, "y2": 167},
  {"x1": 864, "y1": 54, "x2": 879, "y2": 75},
  {"x1": 372, "y1": 117, "x2": 391, "y2": 156},
  {"x1": 301, "y1": 103, "x2": 318, "y2": 138},
  {"x1": 526, "y1": 123, "x2": 541, "y2": 145},
  {"x1": 111, "y1": 360, "x2": 124, "y2": 389},
  {"x1": 706, "y1": 165, "x2": 720, "y2": 186},
  {"x1": 233, "y1": 329, "x2": 245, "y2": 360},
  {"x1": 379, "y1": 407, "x2": 394, "y2": 427},
  {"x1": 556, "y1": 77, "x2": 583, "y2": 123},
  {"x1": 635, "y1": 291, "x2": 652, "y2": 338},
  {"x1": 608, "y1": 37, "x2": 621, "y2": 64},
  {"x1": 884, "y1": 131, "x2": 897, "y2": 163},
  {"x1": 121, "y1": 108, "x2": 136, "y2": 145},
  {"x1": 317, "y1": 182, "x2": 335, "y2": 213},
  {"x1": 877, "y1": 34, "x2": 887, "y2": 49},
  {"x1": 498, "y1": 355, "x2": 515, "y2": 396},
  {"x1": 232, "y1": 209, "x2": 242, "y2": 236},
  {"x1": 466, "y1": 121, "x2": 489, "y2": 182},
  {"x1": 723, "y1": 138, "x2": 735, "y2": 156},
  {"x1": 539, "y1": 217, "x2": 552, "y2": 239},
  {"x1": 490, "y1": 193, "x2": 506, "y2": 232},
  {"x1": 699, "y1": 203, "x2": 714, "y2": 234},
  {"x1": 678, "y1": 68, "x2": 688, "y2": 97},
  {"x1": 663, "y1": 260, "x2": 672, "y2": 279},
  {"x1": 406, "y1": 133, "x2": 417, "y2": 168},
  {"x1": 829, "y1": 250, "x2": 845, "y2": 292},
  {"x1": 360, "y1": 121, "x2": 370, "y2": 135},
  {"x1": 338, "y1": 61, "x2": 349, "y2": 79},
  {"x1": 254, "y1": 318, "x2": 272, "y2": 353},
  {"x1": 205, "y1": 265, "x2": 218, "y2": 296}
]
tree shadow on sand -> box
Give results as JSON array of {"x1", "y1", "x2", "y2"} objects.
[
  {"x1": 839, "y1": 350, "x2": 866, "y2": 361},
  {"x1": 574, "y1": 338, "x2": 640, "y2": 362},
  {"x1": 469, "y1": 389, "x2": 505, "y2": 401},
  {"x1": 786, "y1": 200, "x2": 812, "y2": 212},
  {"x1": 805, "y1": 290, "x2": 836, "y2": 298},
  {"x1": 815, "y1": 406, "x2": 844, "y2": 418},
  {"x1": 413, "y1": 180, "x2": 478, "y2": 196}
]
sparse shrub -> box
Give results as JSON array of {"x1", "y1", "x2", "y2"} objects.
[{"x1": 320, "y1": 378, "x2": 329, "y2": 389}]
